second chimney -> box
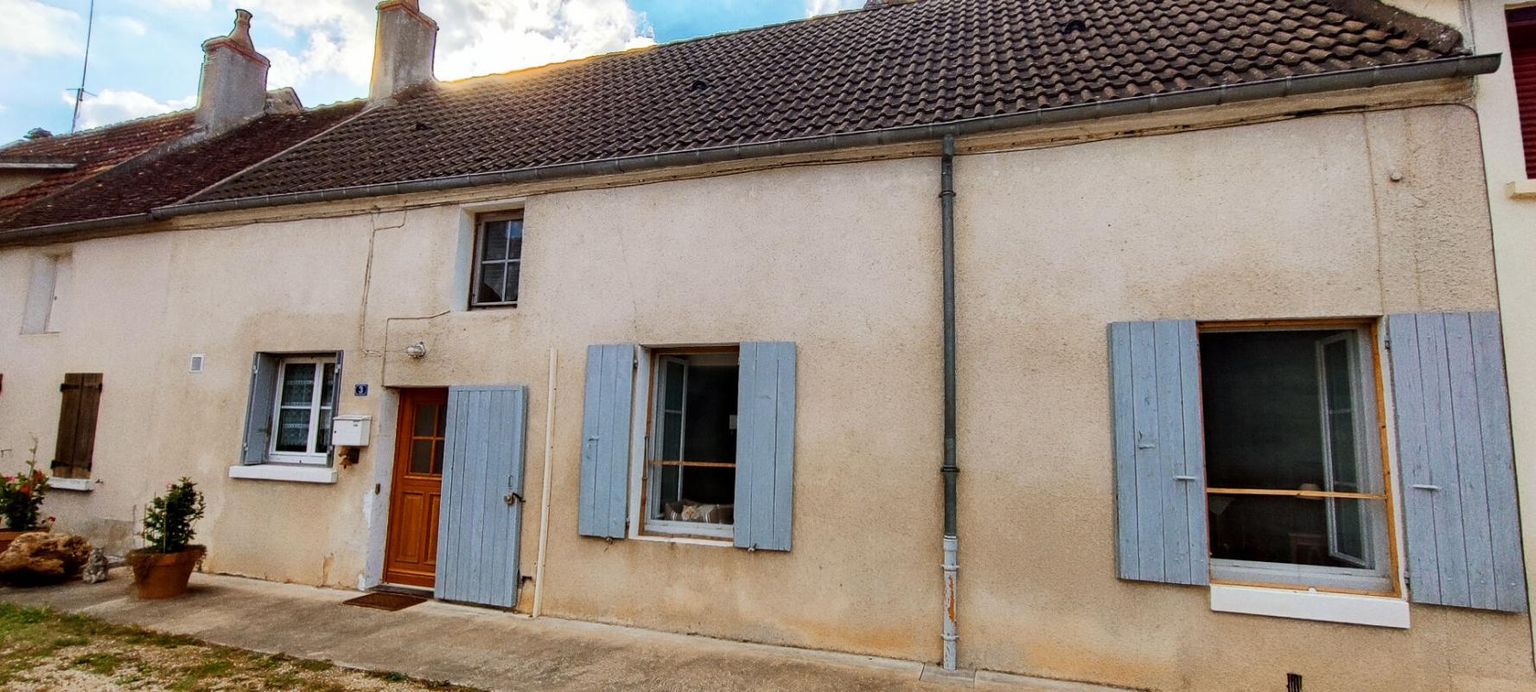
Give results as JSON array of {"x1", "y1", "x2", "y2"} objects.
[
  {"x1": 370, "y1": 0, "x2": 438, "y2": 103},
  {"x1": 196, "y1": 9, "x2": 271, "y2": 135}
]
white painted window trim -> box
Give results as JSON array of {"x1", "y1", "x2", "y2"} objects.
[
  {"x1": 1210, "y1": 584, "x2": 1409, "y2": 628},
  {"x1": 268, "y1": 356, "x2": 335, "y2": 465},
  {"x1": 46, "y1": 477, "x2": 93, "y2": 492},
  {"x1": 228, "y1": 463, "x2": 338, "y2": 484}
]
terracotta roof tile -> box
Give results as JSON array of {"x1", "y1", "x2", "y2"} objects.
[{"x1": 191, "y1": 0, "x2": 1465, "y2": 205}]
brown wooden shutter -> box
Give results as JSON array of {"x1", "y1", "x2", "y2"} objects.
[
  {"x1": 52, "y1": 373, "x2": 103, "y2": 479},
  {"x1": 1510, "y1": 9, "x2": 1536, "y2": 179}
]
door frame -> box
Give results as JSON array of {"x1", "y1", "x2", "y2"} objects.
[{"x1": 381, "y1": 387, "x2": 449, "y2": 589}]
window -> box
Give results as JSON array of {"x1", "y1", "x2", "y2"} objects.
[
  {"x1": 268, "y1": 357, "x2": 337, "y2": 464},
  {"x1": 22, "y1": 253, "x2": 70, "y2": 334},
  {"x1": 1510, "y1": 8, "x2": 1536, "y2": 179},
  {"x1": 1199, "y1": 325, "x2": 1393, "y2": 593},
  {"x1": 470, "y1": 213, "x2": 523, "y2": 308},
  {"x1": 641, "y1": 348, "x2": 739, "y2": 539}
]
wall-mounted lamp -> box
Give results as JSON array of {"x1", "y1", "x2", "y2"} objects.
[{"x1": 404, "y1": 341, "x2": 428, "y2": 359}]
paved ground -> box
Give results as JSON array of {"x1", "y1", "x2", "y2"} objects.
[{"x1": 0, "y1": 572, "x2": 1119, "y2": 691}]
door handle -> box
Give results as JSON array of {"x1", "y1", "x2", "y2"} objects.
[{"x1": 504, "y1": 491, "x2": 523, "y2": 506}]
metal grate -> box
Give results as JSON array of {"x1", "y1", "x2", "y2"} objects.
[
  {"x1": 341, "y1": 591, "x2": 428, "y2": 612},
  {"x1": 1287, "y1": 673, "x2": 1303, "y2": 692}
]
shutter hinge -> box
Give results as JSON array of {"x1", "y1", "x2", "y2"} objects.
[{"x1": 1384, "y1": 337, "x2": 1392, "y2": 352}]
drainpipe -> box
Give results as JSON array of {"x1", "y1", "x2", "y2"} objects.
[{"x1": 939, "y1": 134, "x2": 960, "y2": 672}]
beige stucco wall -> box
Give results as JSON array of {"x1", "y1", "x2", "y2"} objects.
[{"x1": 0, "y1": 102, "x2": 1530, "y2": 690}]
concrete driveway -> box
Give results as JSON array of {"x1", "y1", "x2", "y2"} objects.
[{"x1": 0, "y1": 572, "x2": 1117, "y2": 691}]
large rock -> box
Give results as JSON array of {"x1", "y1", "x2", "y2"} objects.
[{"x1": 0, "y1": 533, "x2": 91, "y2": 586}]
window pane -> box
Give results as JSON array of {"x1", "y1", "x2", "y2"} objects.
[
  {"x1": 315, "y1": 408, "x2": 332, "y2": 454},
  {"x1": 503, "y1": 262, "x2": 520, "y2": 305},
  {"x1": 1209, "y1": 494, "x2": 1382, "y2": 570},
  {"x1": 276, "y1": 408, "x2": 311, "y2": 452},
  {"x1": 661, "y1": 412, "x2": 683, "y2": 460},
  {"x1": 280, "y1": 364, "x2": 316, "y2": 406},
  {"x1": 477, "y1": 262, "x2": 506, "y2": 304},
  {"x1": 320, "y1": 363, "x2": 336, "y2": 408},
  {"x1": 414, "y1": 404, "x2": 439, "y2": 437},
  {"x1": 657, "y1": 464, "x2": 681, "y2": 516},
  {"x1": 410, "y1": 440, "x2": 433, "y2": 474},
  {"x1": 481, "y1": 221, "x2": 508, "y2": 261},
  {"x1": 663, "y1": 361, "x2": 685, "y2": 410},
  {"x1": 507, "y1": 220, "x2": 523, "y2": 260},
  {"x1": 432, "y1": 440, "x2": 445, "y2": 475}
]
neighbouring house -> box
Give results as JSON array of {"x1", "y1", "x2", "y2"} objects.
[{"x1": 0, "y1": 0, "x2": 1532, "y2": 689}]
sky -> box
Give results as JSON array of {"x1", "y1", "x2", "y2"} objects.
[{"x1": 0, "y1": 0, "x2": 865, "y2": 143}]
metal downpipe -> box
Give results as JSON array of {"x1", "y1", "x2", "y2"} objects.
[{"x1": 939, "y1": 134, "x2": 960, "y2": 671}]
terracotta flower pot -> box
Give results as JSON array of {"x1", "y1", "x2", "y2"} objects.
[
  {"x1": 0, "y1": 525, "x2": 51, "y2": 555},
  {"x1": 127, "y1": 545, "x2": 206, "y2": 599}
]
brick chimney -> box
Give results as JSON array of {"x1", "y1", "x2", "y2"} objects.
[
  {"x1": 369, "y1": 0, "x2": 438, "y2": 103},
  {"x1": 196, "y1": 9, "x2": 271, "y2": 135}
]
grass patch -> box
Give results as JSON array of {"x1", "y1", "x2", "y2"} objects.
[{"x1": 0, "y1": 602, "x2": 476, "y2": 690}]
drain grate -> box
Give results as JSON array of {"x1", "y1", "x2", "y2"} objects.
[{"x1": 342, "y1": 591, "x2": 428, "y2": 612}]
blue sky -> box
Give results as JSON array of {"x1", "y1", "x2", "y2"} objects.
[{"x1": 0, "y1": 0, "x2": 862, "y2": 143}]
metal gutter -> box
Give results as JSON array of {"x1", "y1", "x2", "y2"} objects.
[{"x1": 0, "y1": 53, "x2": 1501, "y2": 245}]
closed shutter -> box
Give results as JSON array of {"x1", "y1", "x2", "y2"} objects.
[
  {"x1": 1510, "y1": 11, "x2": 1536, "y2": 179},
  {"x1": 52, "y1": 373, "x2": 103, "y2": 479},
  {"x1": 435, "y1": 386, "x2": 529, "y2": 608},
  {"x1": 241, "y1": 354, "x2": 281, "y2": 465},
  {"x1": 734, "y1": 342, "x2": 797, "y2": 552},
  {"x1": 578, "y1": 344, "x2": 636, "y2": 539},
  {"x1": 1108, "y1": 321, "x2": 1209, "y2": 585},
  {"x1": 1388, "y1": 312, "x2": 1526, "y2": 612}
]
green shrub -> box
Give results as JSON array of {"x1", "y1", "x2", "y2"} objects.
[{"x1": 141, "y1": 478, "x2": 205, "y2": 554}]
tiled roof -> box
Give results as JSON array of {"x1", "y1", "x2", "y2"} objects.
[
  {"x1": 193, "y1": 0, "x2": 1466, "y2": 203},
  {"x1": 0, "y1": 113, "x2": 200, "y2": 225},
  {"x1": 0, "y1": 102, "x2": 363, "y2": 232}
]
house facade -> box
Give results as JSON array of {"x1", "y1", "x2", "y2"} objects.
[{"x1": 2, "y1": 0, "x2": 1534, "y2": 689}]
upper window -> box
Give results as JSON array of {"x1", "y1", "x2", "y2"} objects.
[
  {"x1": 22, "y1": 253, "x2": 70, "y2": 335},
  {"x1": 268, "y1": 356, "x2": 337, "y2": 465},
  {"x1": 642, "y1": 348, "x2": 739, "y2": 539},
  {"x1": 1199, "y1": 325, "x2": 1393, "y2": 593},
  {"x1": 470, "y1": 213, "x2": 523, "y2": 309},
  {"x1": 1510, "y1": 8, "x2": 1536, "y2": 179}
]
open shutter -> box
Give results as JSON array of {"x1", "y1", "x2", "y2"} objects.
[
  {"x1": 1388, "y1": 312, "x2": 1527, "y2": 612},
  {"x1": 734, "y1": 342, "x2": 797, "y2": 551},
  {"x1": 436, "y1": 386, "x2": 529, "y2": 607},
  {"x1": 324, "y1": 350, "x2": 345, "y2": 465},
  {"x1": 578, "y1": 344, "x2": 636, "y2": 538},
  {"x1": 1109, "y1": 321, "x2": 1209, "y2": 585},
  {"x1": 52, "y1": 373, "x2": 103, "y2": 479},
  {"x1": 241, "y1": 354, "x2": 280, "y2": 465}
]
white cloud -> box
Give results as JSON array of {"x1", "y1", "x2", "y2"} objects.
[
  {"x1": 109, "y1": 16, "x2": 149, "y2": 37},
  {"x1": 64, "y1": 89, "x2": 195, "y2": 130},
  {"x1": 239, "y1": 0, "x2": 655, "y2": 92},
  {"x1": 0, "y1": 0, "x2": 83, "y2": 57},
  {"x1": 804, "y1": 0, "x2": 862, "y2": 16}
]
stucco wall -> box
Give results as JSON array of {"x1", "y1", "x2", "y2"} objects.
[{"x1": 0, "y1": 103, "x2": 1529, "y2": 690}]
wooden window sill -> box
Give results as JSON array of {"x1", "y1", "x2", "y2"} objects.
[
  {"x1": 228, "y1": 464, "x2": 337, "y2": 484},
  {"x1": 47, "y1": 477, "x2": 93, "y2": 492},
  {"x1": 1507, "y1": 180, "x2": 1536, "y2": 200},
  {"x1": 1210, "y1": 584, "x2": 1409, "y2": 629}
]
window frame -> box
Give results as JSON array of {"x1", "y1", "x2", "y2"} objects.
[
  {"x1": 267, "y1": 355, "x2": 337, "y2": 466},
  {"x1": 633, "y1": 345, "x2": 740, "y2": 541},
  {"x1": 468, "y1": 211, "x2": 524, "y2": 310},
  {"x1": 1197, "y1": 319, "x2": 1402, "y2": 597}
]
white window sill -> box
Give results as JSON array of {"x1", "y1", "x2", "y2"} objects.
[
  {"x1": 629, "y1": 533, "x2": 734, "y2": 548},
  {"x1": 228, "y1": 464, "x2": 337, "y2": 484},
  {"x1": 47, "y1": 477, "x2": 93, "y2": 492},
  {"x1": 1210, "y1": 584, "x2": 1409, "y2": 629},
  {"x1": 1508, "y1": 180, "x2": 1536, "y2": 200}
]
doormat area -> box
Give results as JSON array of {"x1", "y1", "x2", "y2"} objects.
[{"x1": 341, "y1": 591, "x2": 428, "y2": 612}]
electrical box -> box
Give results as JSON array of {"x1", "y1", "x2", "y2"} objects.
[{"x1": 331, "y1": 415, "x2": 372, "y2": 447}]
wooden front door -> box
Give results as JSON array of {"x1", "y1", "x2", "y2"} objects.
[{"x1": 384, "y1": 388, "x2": 448, "y2": 588}]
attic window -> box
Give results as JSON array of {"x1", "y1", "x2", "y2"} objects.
[
  {"x1": 1061, "y1": 19, "x2": 1088, "y2": 34},
  {"x1": 690, "y1": 78, "x2": 710, "y2": 92}
]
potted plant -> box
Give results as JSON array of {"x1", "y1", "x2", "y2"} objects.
[
  {"x1": 0, "y1": 442, "x2": 52, "y2": 554},
  {"x1": 127, "y1": 477, "x2": 206, "y2": 599}
]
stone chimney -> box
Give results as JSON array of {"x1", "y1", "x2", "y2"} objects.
[
  {"x1": 195, "y1": 9, "x2": 271, "y2": 135},
  {"x1": 370, "y1": 0, "x2": 438, "y2": 103}
]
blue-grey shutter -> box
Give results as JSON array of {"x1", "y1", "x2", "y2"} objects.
[
  {"x1": 734, "y1": 342, "x2": 797, "y2": 551},
  {"x1": 241, "y1": 353, "x2": 280, "y2": 465},
  {"x1": 1109, "y1": 321, "x2": 1209, "y2": 585},
  {"x1": 1388, "y1": 312, "x2": 1526, "y2": 612},
  {"x1": 325, "y1": 350, "x2": 344, "y2": 465},
  {"x1": 578, "y1": 344, "x2": 636, "y2": 539},
  {"x1": 435, "y1": 385, "x2": 529, "y2": 608}
]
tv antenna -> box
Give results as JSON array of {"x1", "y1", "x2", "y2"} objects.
[{"x1": 69, "y1": 0, "x2": 97, "y2": 133}]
